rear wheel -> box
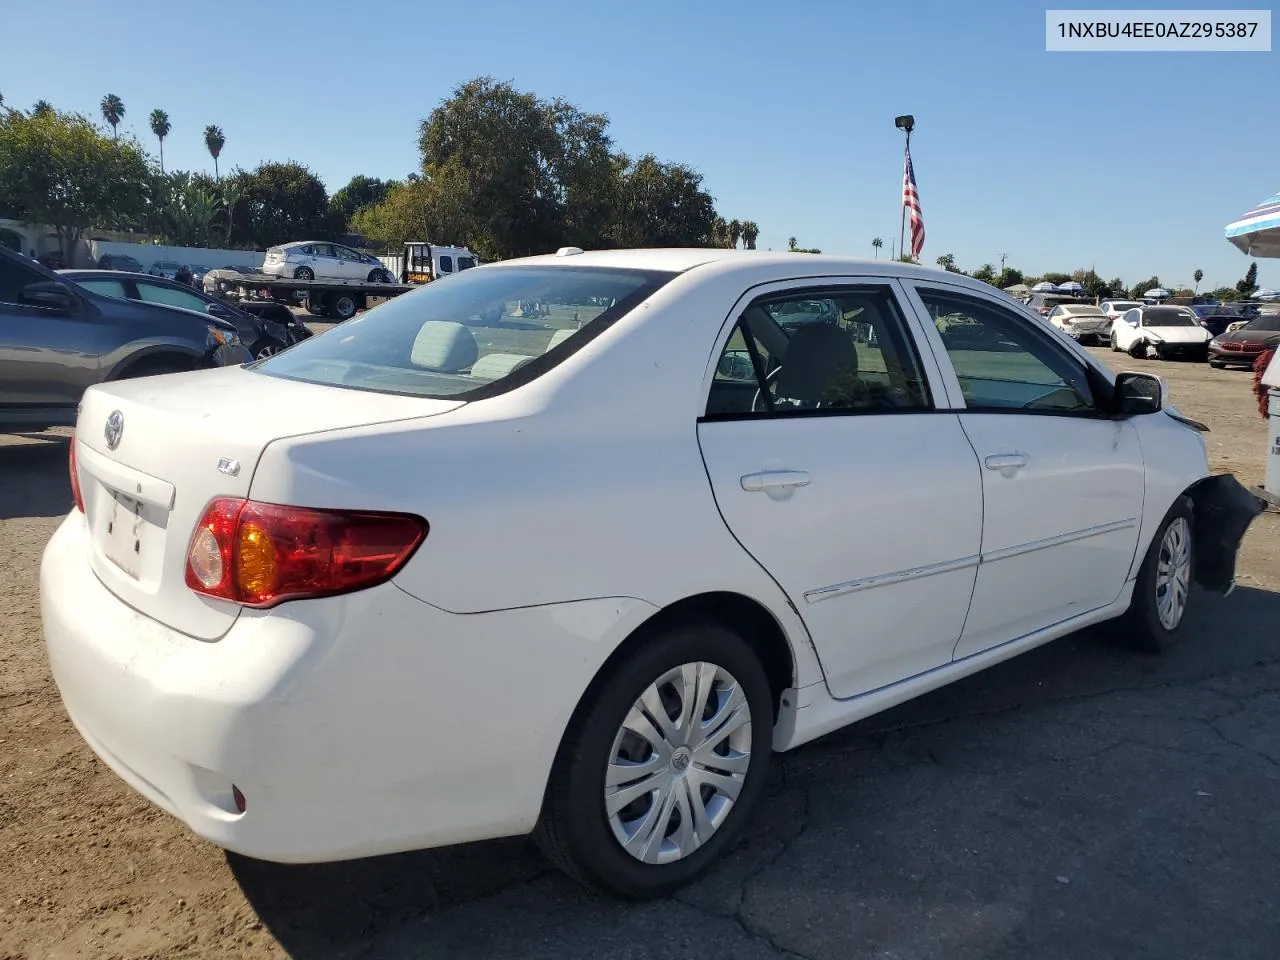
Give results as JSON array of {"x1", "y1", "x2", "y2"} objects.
[
  {"x1": 327, "y1": 293, "x2": 359, "y2": 320},
  {"x1": 1122, "y1": 499, "x2": 1194, "y2": 654},
  {"x1": 534, "y1": 621, "x2": 773, "y2": 899},
  {"x1": 1110, "y1": 332, "x2": 1120, "y2": 352},
  {"x1": 294, "y1": 266, "x2": 315, "y2": 281},
  {"x1": 251, "y1": 339, "x2": 285, "y2": 360}
]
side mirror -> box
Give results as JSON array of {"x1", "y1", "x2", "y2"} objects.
[
  {"x1": 205, "y1": 302, "x2": 229, "y2": 317},
  {"x1": 20, "y1": 281, "x2": 76, "y2": 313},
  {"x1": 1115, "y1": 371, "x2": 1165, "y2": 416}
]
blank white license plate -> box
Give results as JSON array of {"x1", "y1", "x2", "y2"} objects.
[{"x1": 104, "y1": 492, "x2": 144, "y2": 579}]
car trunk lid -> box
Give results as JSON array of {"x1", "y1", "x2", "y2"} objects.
[{"x1": 73, "y1": 365, "x2": 462, "y2": 640}]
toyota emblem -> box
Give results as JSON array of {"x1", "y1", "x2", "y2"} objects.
[{"x1": 104, "y1": 410, "x2": 124, "y2": 450}]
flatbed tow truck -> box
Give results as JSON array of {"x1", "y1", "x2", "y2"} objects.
[{"x1": 221, "y1": 242, "x2": 479, "y2": 320}]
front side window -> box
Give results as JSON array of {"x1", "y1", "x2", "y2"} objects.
[
  {"x1": 335, "y1": 246, "x2": 361, "y2": 261},
  {"x1": 254, "y1": 265, "x2": 674, "y2": 399},
  {"x1": 458, "y1": 257, "x2": 476, "y2": 270},
  {"x1": 918, "y1": 288, "x2": 1096, "y2": 414},
  {"x1": 311, "y1": 244, "x2": 336, "y2": 258},
  {"x1": 135, "y1": 282, "x2": 207, "y2": 312},
  {"x1": 75, "y1": 278, "x2": 129, "y2": 299},
  {"x1": 706, "y1": 285, "x2": 932, "y2": 417}
]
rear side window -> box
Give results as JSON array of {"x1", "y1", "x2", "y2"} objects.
[
  {"x1": 254, "y1": 265, "x2": 675, "y2": 400},
  {"x1": 75, "y1": 278, "x2": 130, "y2": 299},
  {"x1": 439, "y1": 255, "x2": 454, "y2": 273},
  {"x1": 135, "y1": 282, "x2": 208, "y2": 311}
]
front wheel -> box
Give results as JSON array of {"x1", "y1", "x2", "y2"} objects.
[
  {"x1": 1209, "y1": 359, "x2": 1225, "y2": 369},
  {"x1": 534, "y1": 621, "x2": 774, "y2": 899},
  {"x1": 1122, "y1": 499, "x2": 1194, "y2": 654},
  {"x1": 252, "y1": 339, "x2": 285, "y2": 360},
  {"x1": 1110, "y1": 332, "x2": 1120, "y2": 352}
]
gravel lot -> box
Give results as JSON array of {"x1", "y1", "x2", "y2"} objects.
[{"x1": 2, "y1": 346, "x2": 1277, "y2": 960}]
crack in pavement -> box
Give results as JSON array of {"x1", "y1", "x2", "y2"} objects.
[{"x1": 675, "y1": 775, "x2": 816, "y2": 960}]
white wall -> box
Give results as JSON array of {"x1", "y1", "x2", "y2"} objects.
[{"x1": 88, "y1": 240, "x2": 266, "y2": 272}]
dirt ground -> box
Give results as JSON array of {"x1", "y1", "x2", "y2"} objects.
[{"x1": 1, "y1": 346, "x2": 1276, "y2": 959}]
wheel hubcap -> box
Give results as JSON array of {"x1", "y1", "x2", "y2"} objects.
[
  {"x1": 256, "y1": 344, "x2": 278, "y2": 359},
  {"x1": 604, "y1": 661, "x2": 752, "y2": 865},
  {"x1": 1155, "y1": 517, "x2": 1192, "y2": 630}
]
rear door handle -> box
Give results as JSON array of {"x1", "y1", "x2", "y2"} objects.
[
  {"x1": 740, "y1": 470, "x2": 811, "y2": 492},
  {"x1": 984, "y1": 453, "x2": 1028, "y2": 471}
]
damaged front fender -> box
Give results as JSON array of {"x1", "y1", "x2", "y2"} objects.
[{"x1": 1188, "y1": 474, "x2": 1266, "y2": 593}]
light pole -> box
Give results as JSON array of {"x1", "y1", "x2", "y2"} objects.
[{"x1": 895, "y1": 114, "x2": 914, "y2": 259}]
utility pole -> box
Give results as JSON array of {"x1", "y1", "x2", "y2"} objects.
[{"x1": 1000, "y1": 253, "x2": 1008, "y2": 276}]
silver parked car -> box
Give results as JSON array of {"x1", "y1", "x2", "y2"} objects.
[{"x1": 261, "y1": 241, "x2": 394, "y2": 283}]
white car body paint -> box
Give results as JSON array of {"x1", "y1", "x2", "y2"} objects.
[{"x1": 42, "y1": 250, "x2": 1215, "y2": 864}]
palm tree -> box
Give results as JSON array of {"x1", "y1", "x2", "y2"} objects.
[
  {"x1": 936, "y1": 253, "x2": 957, "y2": 272},
  {"x1": 204, "y1": 124, "x2": 226, "y2": 180},
  {"x1": 871, "y1": 237, "x2": 883, "y2": 258},
  {"x1": 31, "y1": 100, "x2": 54, "y2": 118},
  {"x1": 788, "y1": 236, "x2": 797, "y2": 251},
  {"x1": 149, "y1": 109, "x2": 171, "y2": 173},
  {"x1": 741, "y1": 221, "x2": 759, "y2": 250},
  {"x1": 100, "y1": 94, "x2": 124, "y2": 139},
  {"x1": 219, "y1": 180, "x2": 243, "y2": 245},
  {"x1": 727, "y1": 219, "x2": 742, "y2": 249},
  {"x1": 1193, "y1": 269, "x2": 1204, "y2": 294},
  {"x1": 709, "y1": 216, "x2": 728, "y2": 248}
]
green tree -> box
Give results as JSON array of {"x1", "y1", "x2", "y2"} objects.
[
  {"x1": 1040, "y1": 271, "x2": 1072, "y2": 286},
  {"x1": 1236, "y1": 262, "x2": 1258, "y2": 297},
  {"x1": 351, "y1": 177, "x2": 444, "y2": 249},
  {"x1": 100, "y1": 93, "x2": 124, "y2": 139},
  {"x1": 417, "y1": 77, "x2": 617, "y2": 258},
  {"x1": 1133, "y1": 276, "x2": 1161, "y2": 298},
  {"x1": 0, "y1": 107, "x2": 150, "y2": 258},
  {"x1": 1108, "y1": 277, "x2": 1127, "y2": 298},
  {"x1": 971, "y1": 263, "x2": 997, "y2": 284},
  {"x1": 997, "y1": 266, "x2": 1024, "y2": 288},
  {"x1": 218, "y1": 179, "x2": 243, "y2": 245},
  {"x1": 203, "y1": 124, "x2": 225, "y2": 180},
  {"x1": 709, "y1": 216, "x2": 729, "y2": 248},
  {"x1": 149, "y1": 109, "x2": 170, "y2": 173},
  {"x1": 936, "y1": 252, "x2": 957, "y2": 272},
  {"x1": 229, "y1": 161, "x2": 339, "y2": 248},
  {"x1": 30, "y1": 100, "x2": 54, "y2": 118},
  {"x1": 727, "y1": 219, "x2": 742, "y2": 249},
  {"x1": 1193, "y1": 268, "x2": 1203, "y2": 294},
  {"x1": 609, "y1": 154, "x2": 716, "y2": 248},
  {"x1": 788, "y1": 236, "x2": 797, "y2": 251},
  {"x1": 1080, "y1": 269, "x2": 1109, "y2": 300},
  {"x1": 330, "y1": 175, "x2": 396, "y2": 226},
  {"x1": 741, "y1": 221, "x2": 759, "y2": 250},
  {"x1": 871, "y1": 237, "x2": 883, "y2": 258}
]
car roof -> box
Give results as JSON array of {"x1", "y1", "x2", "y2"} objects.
[
  {"x1": 62, "y1": 269, "x2": 184, "y2": 282},
  {"x1": 492, "y1": 248, "x2": 1023, "y2": 296}
]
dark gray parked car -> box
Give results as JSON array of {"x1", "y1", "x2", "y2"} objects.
[
  {"x1": 0, "y1": 247, "x2": 251, "y2": 431},
  {"x1": 59, "y1": 270, "x2": 313, "y2": 360}
]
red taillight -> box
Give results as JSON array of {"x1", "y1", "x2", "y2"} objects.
[
  {"x1": 68, "y1": 440, "x2": 84, "y2": 512},
  {"x1": 1061, "y1": 318, "x2": 1073, "y2": 325},
  {"x1": 185, "y1": 498, "x2": 427, "y2": 608}
]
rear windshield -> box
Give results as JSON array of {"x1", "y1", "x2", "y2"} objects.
[
  {"x1": 254, "y1": 264, "x2": 675, "y2": 399},
  {"x1": 1142, "y1": 308, "x2": 1197, "y2": 327}
]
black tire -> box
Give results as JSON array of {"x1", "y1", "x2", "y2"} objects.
[
  {"x1": 1121, "y1": 498, "x2": 1194, "y2": 654},
  {"x1": 1209, "y1": 359, "x2": 1225, "y2": 369},
  {"x1": 251, "y1": 339, "x2": 285, "y2": 360},
  {"x1": 1110, "y1": 332, "x2": 1120, "y2": 352},
  {"x1": 294, "y1": 266, "x2": 315, "y2": 281},
  {"x1": 1128, "y1": 339, "x2": 1147, "y2": 359},
  {"x1": 117, "y1": 357, "x2": 193, "y2": 380},
  {"x1": 534, "y1": 621, "x2": 774, "y2": 899},
  {"x1": 328, "y1": 293, "x2": 358, "y2": 320},
  {"x1": 367, "y1": 268, "x2": 391, "y2": 283}
]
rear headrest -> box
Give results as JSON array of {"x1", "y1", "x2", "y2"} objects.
[
  {"x1": 776, "y1": 324, "x2": 857, "y2": 404},
  {"x1": 410, "y1": 321, "x2": 478, "y2": 372},
  {"x1": 545, "y1": 328, "x2": 575, "y2": 352},
  {"x1": 470, "y1": 352, "x2": 534, "y2": 380}
]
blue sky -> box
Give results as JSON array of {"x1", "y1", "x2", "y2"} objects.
[{"x1": 4, "y1": 0, "x2": 1276, "y2": 290}]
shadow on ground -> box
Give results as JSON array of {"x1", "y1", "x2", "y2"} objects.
[
  {"x1": 0, "y1": 433, "x2": 72, "y2": 521},
  {"x1": 231, "y1": 587, "x2": 1280, "y2": 960}
]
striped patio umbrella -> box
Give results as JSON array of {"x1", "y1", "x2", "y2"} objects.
[{"x1": 1225, "y1": 192, "x2": 1280, "y2": 258}]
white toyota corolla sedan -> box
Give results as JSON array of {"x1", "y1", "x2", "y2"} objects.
[{"x1": 41, "y1": 249, "x2": 1262, "y2": 898}]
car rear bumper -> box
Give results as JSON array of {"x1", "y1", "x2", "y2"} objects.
[{"x1": 41, "y1": 510, "x2": 658, "y2": 863}]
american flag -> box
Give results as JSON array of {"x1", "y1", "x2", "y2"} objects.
[{"x1": 902, "y1": 145, "x2": 925, "y2": 259}]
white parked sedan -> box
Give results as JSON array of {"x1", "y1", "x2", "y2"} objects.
[
  {"x1": 41, "y1": 250, "x2": 1261, "y2": 898},
  {"x1": 1045, "y1": 303, "x2": 1111, "y2": 344},
  {"x1": 1109, "y1": 305, "x2": 1214, "y2": 360}
]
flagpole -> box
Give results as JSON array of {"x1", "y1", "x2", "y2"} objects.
[{"x1": 899, "y1": 129, "x2": 910, "y2": 260}]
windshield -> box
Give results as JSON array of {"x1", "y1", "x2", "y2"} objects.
[
  {"x1": 254, "y1": 264, "x2": 675, "y2": 399},
  {"x1": 1142, "y1": 308, "x2": 1197, "y2": 327},
  {"x1": 1243, "y1": 316, "x2": 1280, "y2": 332}
]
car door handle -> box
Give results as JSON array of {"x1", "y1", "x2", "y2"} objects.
[
  {"x1": 984, "y1": 453, "x2": 1028, "y2": 471},
  {"x1": 740, "y1": 470, "x2": 811, "y2": 492}
]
